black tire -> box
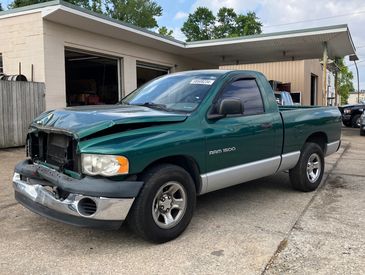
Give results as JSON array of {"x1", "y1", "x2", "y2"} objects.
[
  {"x1": 351, "y1": 114, "x2": 361, "y2": 128},
  {"x1": 360, "y1": 129, "x2": 365, "y2": 136},
  {"x1": 289, "y1": 142, "x2": 324, "y2": 192},
  {"x1": 127, "y1": 164, "x2": 196, "y2": 243}
]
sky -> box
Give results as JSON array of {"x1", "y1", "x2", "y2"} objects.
[
  {"x1": 1, "y1": 0, "x2": 364, "y2": 90},
  {"x1": 156, "y1": 0, "x2": 365, "y2": 91}
]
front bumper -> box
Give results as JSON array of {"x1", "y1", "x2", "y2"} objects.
[
  {"x1": 13, "y1": 160, "x2": 144, "y2": 229},
  {"x1": 342, "y1": 114, "x2": 351, "y2": 123}
]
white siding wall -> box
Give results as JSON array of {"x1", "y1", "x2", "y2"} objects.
[
  {"x1": 0, "y1": 12, "x2": 45, "y2": 82},
  {"x1": 43, "y1": 20, "x2": 211, "y2": 110},
  {"x1": 221, "y1": 60, "x2": 324, "y2": 105},
  {"x1": 0, "y1": 12, "x2": 212, "y2": 110}
]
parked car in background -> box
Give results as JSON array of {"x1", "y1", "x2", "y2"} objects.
[
  {"x1": 338, "y1": 103, "x2": 365, "y2": 127},
  {"x1": 274, "y1": 91, "x2": 294, "y2": 106},
  {"x1": 360, "y1": 111, "x2": 365, "y2": 136}
]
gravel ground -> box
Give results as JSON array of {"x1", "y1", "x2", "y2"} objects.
[{"x1": 0, "y1": 127, "x2": 363, "y2": 274}]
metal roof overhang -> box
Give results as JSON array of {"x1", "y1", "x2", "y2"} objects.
[
  {"x1": 29, "y1": 2, "x2": 355, "y2": 66},
  {"x1": 184, "y1": 26, "x2": 356, "y2": 65}
]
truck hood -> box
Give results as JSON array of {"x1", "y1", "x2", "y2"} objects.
[{"x1": 31, "y1": 105, "x2": 188, "y2": 139}]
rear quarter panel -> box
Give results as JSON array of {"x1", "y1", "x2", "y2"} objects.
[{"x1": 280, "y1": 106, "x2": 341, "y2": 154}]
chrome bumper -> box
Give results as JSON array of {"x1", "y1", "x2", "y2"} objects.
[{"x1": 13, "y1": 172, "x2": 134, "y2": 223}]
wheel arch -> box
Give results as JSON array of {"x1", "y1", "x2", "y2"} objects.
[
  {"x1": 304, "y1": 132, "x2": 328, "y2": 153},
  {"x1": 140, "y1": 155, "x2": 202, "y2": 194}
]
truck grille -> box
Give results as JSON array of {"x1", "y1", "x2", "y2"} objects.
[{"x1": 27, "y1": 131, "x2": 80, "y2": 173}]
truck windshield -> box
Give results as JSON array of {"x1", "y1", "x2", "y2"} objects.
[{"x1": 121, "y1": 73, "x2": 220, "y2": 113}]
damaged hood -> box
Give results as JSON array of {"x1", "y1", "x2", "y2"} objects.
[{"x1": 31, "y1": 105, "x2": 188, "y2": 139}]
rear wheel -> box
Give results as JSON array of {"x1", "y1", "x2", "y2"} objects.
[
  {"x1": 352, "y1": 114, "x2": 361, "y2": 128},
  {"x1": 360, "y1": 129, "x2": 365, "y2": 136},
  {"x1": 289, "y1": 142, "x2": 324, "y2": 192},
  {"x1": 127, "y1": 164, "x2": 196, "y2": 243}
]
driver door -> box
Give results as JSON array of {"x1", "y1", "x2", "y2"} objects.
[{"x1": 204, "y1": 78, "x2": 281, "y2": 193}]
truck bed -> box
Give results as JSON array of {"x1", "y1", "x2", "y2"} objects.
[{"x1": 278, "y1": 105, "x2": 342, "y2": 154}]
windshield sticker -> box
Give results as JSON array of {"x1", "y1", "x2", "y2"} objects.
[{"x1": 190, "y1": 79, "x2": 215, "y2": 85}]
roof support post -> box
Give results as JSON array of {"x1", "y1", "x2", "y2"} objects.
[
  {"x1": 334, "y1": 70, "x2": 338, "y2": 106},
  {"x1": 322, "y1": 42, "x2": 328, "y2": 106}
]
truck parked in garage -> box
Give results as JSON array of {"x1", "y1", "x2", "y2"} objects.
[{"x1": 13, "y1": 70, "x2": 341, "y2": 243}]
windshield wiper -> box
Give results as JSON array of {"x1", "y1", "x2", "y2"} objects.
[{"x1": 133, "y1": 102, "x2": 169, "y2": 111}]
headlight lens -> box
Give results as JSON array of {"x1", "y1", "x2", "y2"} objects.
[
  {"x1": 344, "y1": 109, "x2": 352, "y2": 114},
  {"x1": 81, "y1": 154, "x2": 129, "y2": 176}
]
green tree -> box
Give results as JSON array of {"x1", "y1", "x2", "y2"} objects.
[
  {"x1": 0, "y1": 3, "x2": 3, "y2": 11},
  {"x1": 158, "y1": 26, "x2": 173, "y2": 38},
  {"x1": 9, "y1": 0, "x2": 162, "y2": 29},
  {"x1": 182, "y1": 7, "x2": 262, "y2": 41},
  {"x1": 336, "y1": 58, "x2": 354, "y2": 104},
  {"x1": 105, "y1": 0, "x2": 162, "y2": 29},
  {"x1": 181, "y1": 7, "x2": 216, "y2": 42},
  {"x1": 214, "y1": 7, "x2": 237, "y2": 38},
  {"x1": 9, "y1": 0, "x2": 47, "y2": 9},
  {"x1": 235, "y1": 12, "x2": 262, "y2": 36},
  {"x1": 9, "y1": 0, "x2": 96, "y2": 9}
]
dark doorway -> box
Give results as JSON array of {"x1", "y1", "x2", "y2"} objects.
[
  {"x1": 65, "y1": 50, "x2": 120, "y2": 106},
  {"x1": 310, "y1": 74, "x2": 318, "y2": 105},
  {"x1": 291, "y1": 92, "x2": 301, "y2": 104},
  {"x1": 136, "y1": 62, "x2": 169, "y2": 88}
]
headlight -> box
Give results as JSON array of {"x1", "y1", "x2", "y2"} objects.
[
  {"x1": 344, "y1": 109, "x2": 352, "y2": 114},
  {"x1": 81, "y1": 154, "x2": 129, "y2": 176}
]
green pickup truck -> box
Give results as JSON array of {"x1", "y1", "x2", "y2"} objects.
[{"x1": 13, "y1": 70, "x2": 341, "y2": 243}]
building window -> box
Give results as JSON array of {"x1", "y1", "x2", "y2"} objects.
[{"x1": 0, "y1": 54, "x2": 3, "y2": 74}]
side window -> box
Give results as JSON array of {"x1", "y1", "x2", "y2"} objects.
[{"x1": 218, "y1": 79, "x2": 264, "y2": 115}]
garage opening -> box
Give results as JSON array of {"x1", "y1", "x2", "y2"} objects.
[
  {"x1": 136, "y1": 62, "x2": 169, "y2": 88},
  {"x1": 65, "y1": 50, "x2": 120, "y2": 106}
]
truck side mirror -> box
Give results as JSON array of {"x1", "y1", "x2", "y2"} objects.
[
  {"x1": 219, "y1": 98, "x2": 243, "y2": 115},
  {"x1": 207, "y1": 98, "x2": 243, "y2": 120}
]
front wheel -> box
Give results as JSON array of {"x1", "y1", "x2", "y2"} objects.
[
  {"x1": 289, "y1": 142, "x2": 325, "y2": 192},
  {"x1": 127, "y1": 164, "x2": 196, "y2": 243},
  {"x1": 352, "y1": 114, "x2": 361, "y2": 128}
]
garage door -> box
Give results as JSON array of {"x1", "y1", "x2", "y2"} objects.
[
  {"x1": 65, "y1": 49, "x2": 120, "y2": 106},
  {"x1": 137, "y1": 62, "x2": 169, "y2": 88}
]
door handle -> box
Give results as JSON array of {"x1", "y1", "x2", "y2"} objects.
[{"x1": 260, "y1": 122, "x2": 273, "y2": 129}]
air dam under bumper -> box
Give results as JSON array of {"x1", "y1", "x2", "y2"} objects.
[{"x1": 13, "y1": 160, "x2": 144, "y2": 229}]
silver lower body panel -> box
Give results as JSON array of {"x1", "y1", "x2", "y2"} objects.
[{"x1": 326, "y1": 140, "x2": 341, "y2": 156}]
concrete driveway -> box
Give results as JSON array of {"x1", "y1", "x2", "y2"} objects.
[{"x1": 0, "y1": 128, "x2": 364, "y2": 274}]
